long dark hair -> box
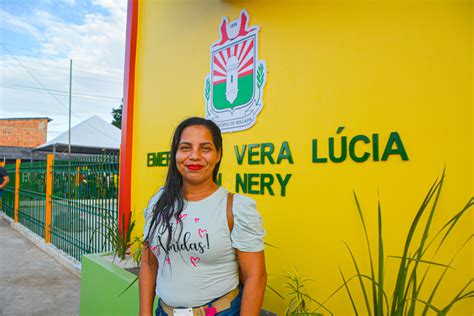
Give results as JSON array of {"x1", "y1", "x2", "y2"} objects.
[{"x1": 145, "y1": 117, "x2": 223, "y2": 255}]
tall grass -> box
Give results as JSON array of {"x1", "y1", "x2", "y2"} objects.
[
  {"x1": 267, "y1": 269, "x2": 328, "y2": 316},
  {"x1": 320, "y1": 170, "x2": 473, "y2": 315}
]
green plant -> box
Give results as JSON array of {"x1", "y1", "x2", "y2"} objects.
[
  {"x1": 88, "y1": 212, "x2": 142, "y2": 296},
  {"x1": 110, "y1": 212, "x2": 138, "y2": 261},
  {"x1": 267, "y1": 269, "x2": 329, "y2": 316},
  {"x1": 89, "y1": 211, "x2": 139, "y2": 261},
  {"x1": 131, "y1": 235, "x2": 144, "y2": 266},
  {"x1": 320, "y1": 170, "x2": 473, "y2": 315}
]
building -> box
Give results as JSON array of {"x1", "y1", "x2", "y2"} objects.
[
  {"x1": 34, "y1": 115, "x2": 121, "y2": 154},
  {"x1": 0, "y1": 116, "x2": 120, "y2": 164},
  {"x1": 0, "y1": 117, "x2": 52, "y2": 148}
]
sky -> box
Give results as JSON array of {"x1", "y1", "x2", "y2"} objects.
[{"x1": 0, "y1": 0, "x2": 127, "y2": 141}]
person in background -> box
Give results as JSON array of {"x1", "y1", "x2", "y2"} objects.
[
  {"x1": 139, "y1": 117, "x2": 266, "y2": 316},
  {"x1": 0, "y1": 166, "x2": 10, "y2": 210}
]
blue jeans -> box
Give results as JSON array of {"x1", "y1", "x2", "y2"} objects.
[{"x1": 155, "y1": 285, "x2": 242, "y2": 316}]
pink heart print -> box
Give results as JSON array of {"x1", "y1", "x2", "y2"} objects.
[
  {"x1": 198, "y1": 229, "x2": 207, "y2": 238},
  {"x1": 175, "y1": 213, "x2": 187, "y2": 223},
  {"x1": 165, "y1": 257, "x2": 170, "y2": 264},
  {"x1": 190, "y1": 256, "x2": 200, "y2": 267},
  {"x1": 194, "y1": 217, "x2": 200, "y2": 223}
]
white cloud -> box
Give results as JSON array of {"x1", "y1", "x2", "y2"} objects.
[
  {"x1": 92, "y1": 0, "x2": 127, "y2": 16},
  {"x1": 0, "y1": 9, "x2": 41, "y2": 38},
  {"x1": 33, "y1": 6, "x2": 126, "y2": 69},
  {"x1": 1, "y1": 1, "x2": 126, "y2": 142},
  {"x1": 63, "y1": 0, "x2": 76, "y2": 5}
]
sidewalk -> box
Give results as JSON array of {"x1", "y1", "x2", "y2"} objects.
[{"x1": 0, "y1": 215, "x2": 81, "y2": 316}]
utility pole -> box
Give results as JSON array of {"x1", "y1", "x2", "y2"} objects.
[
  {"x1": 68, "y1": 59, "x2": 72, "y2": 159},
  {"x1": 68, "y1": 59, "x2": 72, "y2": 200}
]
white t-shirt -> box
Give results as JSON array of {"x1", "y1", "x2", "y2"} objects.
[{"x1": 143, "y1": 186, "x2": 265, "y2": 307}]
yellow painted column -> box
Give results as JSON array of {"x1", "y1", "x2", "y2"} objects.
[
  {"x1": 45, "y1": 154, "x2": 54, "y2": 243},
  {"x1": 14, "y1": 159, "x2": 20, "y2": 223}
]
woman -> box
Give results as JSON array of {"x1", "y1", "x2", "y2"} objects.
[{"x1": 139, "y1": 117, "x2": 266, "y2": 316}]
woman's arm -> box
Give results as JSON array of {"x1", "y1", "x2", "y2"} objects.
[
  {"x1": 236, "y1": 250, "x2": 267, "y2": 316},
  {"x1": 139, "y1": 243, "x2": 158, "y2": 316}
]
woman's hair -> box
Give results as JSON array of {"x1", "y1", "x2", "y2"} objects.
[{"x1": 145, "y1": 117, "x2": 223, "y2": 255}]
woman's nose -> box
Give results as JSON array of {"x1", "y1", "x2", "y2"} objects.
[{"x1": 189, "y1": 147, "x2": 201, "y2": 160}]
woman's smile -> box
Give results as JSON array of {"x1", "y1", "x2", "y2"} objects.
[{"x1": 186, "y1": 164, "x2": 205, "y2": 171}]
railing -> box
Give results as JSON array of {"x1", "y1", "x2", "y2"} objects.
[
  {"x1": 2, "y1": 153, "x2": 119, "y2": 263},
  {"x1": 51, "y1": 154, "x2": 119, "y2": 261},
  {"x1": 18, "y1": 160, "x2": 47, "y2": 238}
]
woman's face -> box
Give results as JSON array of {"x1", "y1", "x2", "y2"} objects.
[{"x1": 176, "y1": 125, "x2": 221, "y2": 186}]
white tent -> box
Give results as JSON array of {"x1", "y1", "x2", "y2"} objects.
[{"x1": 34, "y1": 115, "x2": 121, "y2": 154}]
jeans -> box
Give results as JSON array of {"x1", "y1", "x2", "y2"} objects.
[{"x1": 155, "y1": 285, "x2": 242, "y2": 316}]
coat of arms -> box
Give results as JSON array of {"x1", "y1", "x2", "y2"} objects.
[{"x1": 204, "y1": 10, "x2": 267, "y2": 133}]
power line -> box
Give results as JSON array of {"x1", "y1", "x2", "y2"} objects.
[
  {"x1": 0, "y1": 46, "x2": 124, "y2": 78},
  {"x1": 2, "y1": 59, "x2": 123, "y2": 82},
  {"x1": 2, "y1": 61, "x2": 123, "y2": 85},
  {"x1": 1, "y1": 55, "x2": 123, "y2": 79},
  {"x1": 3, "y1": 83, "x2": 121, "y2": 100},
  {"x1": 0, "y1": 42, "x2": 65, "y2": 60},
  {"x1": 2, "y1": 44, "x2": 78, "y2": 112},
  {"x1": 2, "y1": 84, "x2": 121, "y2": 103},
  {"x1": 1, "y1": 42, "x2": 125, "y2": 71},
  {"x1": 2, "y1": 44, "x2": 121, "y2": 142},
  {"x1": 0, "y1": 42, "x2": 124, "y2": 75}
]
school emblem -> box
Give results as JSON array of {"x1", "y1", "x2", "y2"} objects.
[{"x1": 204, "y1": 10, "x2": 267, "y2": 133}]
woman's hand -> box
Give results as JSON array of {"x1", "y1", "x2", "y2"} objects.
[
  {"x1": 139, "y1": 243, "x2": 158, "y2": 316},
  {"x1": 236, "y1": 250, "x2": 267, "y2": 316}
]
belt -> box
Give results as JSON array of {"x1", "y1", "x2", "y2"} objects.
[{"x1": 160, "y1": 287, "x2": 240, "y2": 316}]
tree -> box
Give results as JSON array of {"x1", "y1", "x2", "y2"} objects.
[{"x1": 112, "y1": 101, "x2": 122, "y2": 129}]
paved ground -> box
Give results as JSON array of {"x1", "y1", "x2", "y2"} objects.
[{"x1": 0, "y1": 215, "x2": 81, "y2": 316}]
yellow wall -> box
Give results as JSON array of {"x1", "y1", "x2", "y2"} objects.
[{"x1": 130, "y1": 1, "x2": 473, "y2": 314}]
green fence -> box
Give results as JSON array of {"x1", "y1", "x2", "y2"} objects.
[
  {"x1": 50, "y1": 154, "x2": 119, "y2": 262},
  {"x1": 18, "y1": 161, "x2": 47, "y2": 238},
  {"x1": 2, "y1": 164, "x2": 16, "y2": 218},
  {"x1": 3, "y1": 154, "x2": 119, "y2": 263}
]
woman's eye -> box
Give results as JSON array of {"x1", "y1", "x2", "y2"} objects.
[
  {"x1": 202, "y1": 147, "x2": 211, "y2": 152},
  {"x1": 179, "y1": 146, "x2": 190, "y2": 151}
]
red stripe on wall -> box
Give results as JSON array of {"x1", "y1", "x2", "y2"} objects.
[
  {"x1": 219, "y1": 51, "x2": 226, "y2": 65},
  {"x1": 213, "y1": 56, "x2": 225, "y2": 73},
  {"x1": 239, "y1": 57, "x2": 254, "y2": 73},
  {"x1": 238, "y1": 69, "x2": 254, "y2": 78},
  {"x1": 119, "y1": 0, "x2": 138, "y2": 235},
  {"x1": 240, "y1": 40, "x2": 254, "y2": 65},
  {"x1": 213, "y1": 79, "x2": 226, "y2": 85},
  {"x1": 213, "y1": 70, "x2": 225, "y2": 77},
  {"x1": 237, "y1": 40, "x2": 248, "y2": 61}
]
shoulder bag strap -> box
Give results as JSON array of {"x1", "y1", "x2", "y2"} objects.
[
  {"x1": 226, "y1": 192, "x2": 234, "y2": 232},
  {"x1": 227, "y1": 192, "x2": 244, "y2": 284}
]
